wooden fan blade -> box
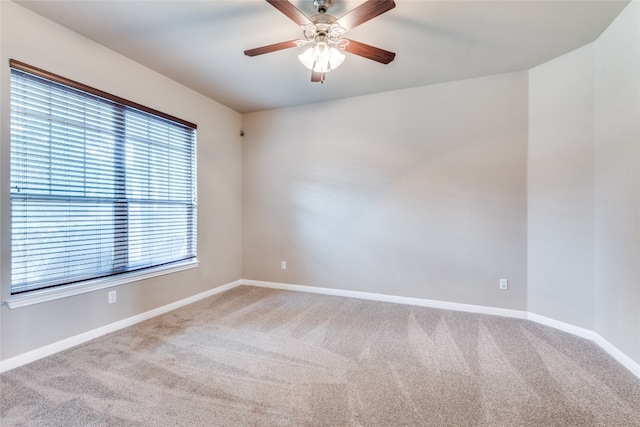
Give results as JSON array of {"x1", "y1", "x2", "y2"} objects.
[
  {"x1": 335, "y1": 0, "x2": 395, "y2": 32},
  {"x1": 244, "y1": 40, "x2": 300, "y2": 57},
  {"x1": 311, "y1": 70, "x2": 324, "y2": 83},
  {"x1": 266, "y1": 0, "x2": 312, "y2": 26},
  {"x1": 343, "y1": 39, "x2": 396, "y2": 64}
]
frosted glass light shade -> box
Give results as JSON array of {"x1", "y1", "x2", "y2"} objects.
[{"x1": 298, "y1": 44, "x2": 345, "y2": 73}]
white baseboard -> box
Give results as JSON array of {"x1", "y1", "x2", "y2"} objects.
[
  {"x1": 244, "y1": 280, "x2": 640, "y2": 380},
  {"x1": 522, "y1": 313, "x2": 639, "y2": 378},
  {"x1": 0, "y1": 280, "x2": 242, "y2": 373},
  {"x1": 593, "y1": 333, "x2": 640, "y2": 378},
  {"x1": 2, "y1": 278, "x2": 638, "y2": 380},
  {"x1": 243, "y1": 279, "x2": 529, "y2": 320},
  {"x1": 526, "y1": 312, "x2": 596, "y2": 341}
]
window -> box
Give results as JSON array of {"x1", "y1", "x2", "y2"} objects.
[{"x1": 10, "y1": 60, "x2": 197, "y2": 296}]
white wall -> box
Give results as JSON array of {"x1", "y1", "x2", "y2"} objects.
[
  {"x1": 0, "y1": 2, "x2": 243, "y2": 361},
  {"x1": 528, "y1": 1, "x2": 639, "y2": 365},
  {"x1": 243, "y1": 72, "x2": 529, "y2": 310},
  {"x1": 594, "y1": 0, "x2": 640, "y2": 363},
  {"x1": 528, "y1": 45, "x2": 595, "y2": 330}
]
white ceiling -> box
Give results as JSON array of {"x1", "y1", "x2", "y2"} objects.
[{"x1": 15, "y1": 0, "x2": 629, "y2": 114}]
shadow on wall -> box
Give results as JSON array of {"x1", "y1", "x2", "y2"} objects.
[{"x1": 287, "y1": 134, "x2": 517, "y2": 295}]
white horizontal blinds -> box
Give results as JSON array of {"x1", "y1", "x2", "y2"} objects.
[
  {"x1": 10, "y1": 69, "x2": 120, "y2": 293},
  {"x1": 124, "y1": 111, "x2": 197, "y2": 270},
  {"x1": 10, "y1": 63, "x2": 197, "y2": 294}
]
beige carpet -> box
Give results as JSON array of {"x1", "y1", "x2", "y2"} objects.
[{"x1": 1, "y1": 285, "x2": 639, "y2": 426}]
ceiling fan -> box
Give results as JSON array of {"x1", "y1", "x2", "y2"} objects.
[{"x1": 244, "y1": 0, "x2": 396, "y2": 83}]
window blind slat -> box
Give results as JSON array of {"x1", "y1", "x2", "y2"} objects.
[{"x1": 10, "y1": 65, "x2": 197, "y2": 294}]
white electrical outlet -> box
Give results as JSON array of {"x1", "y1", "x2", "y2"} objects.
[
  {"x1": 108, "y1": 290, "x2": 117, "y2": 304},
  {"x1": 281, "y1": 261, "x2": 287, "y2": 270},
  {"x1": 499, "y1": 279, "x2": 508, "y2": 290}
]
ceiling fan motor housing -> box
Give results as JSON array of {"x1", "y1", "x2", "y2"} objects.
[{"x1": 313, "y1": 0, "x2": 333, "y2": 14}]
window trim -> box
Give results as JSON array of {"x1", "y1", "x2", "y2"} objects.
[
  {"x1": 5, "y1": 258, "x2": 199, "y2": 309},
  {"x1": 9, "y1": 59, "x2": 197, "y2": 129}
]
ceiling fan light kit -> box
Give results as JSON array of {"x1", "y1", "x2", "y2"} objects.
[
  {"x1": 244, "y1": 0, "x2": 396, "y2": 83},
  {"x1": 298, "y1": 43, "x2": 346, "y2": 73}
]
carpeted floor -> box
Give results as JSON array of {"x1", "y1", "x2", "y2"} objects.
[{"x1": 1, "y1": 285, "x2": 639, "y2": 426}]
